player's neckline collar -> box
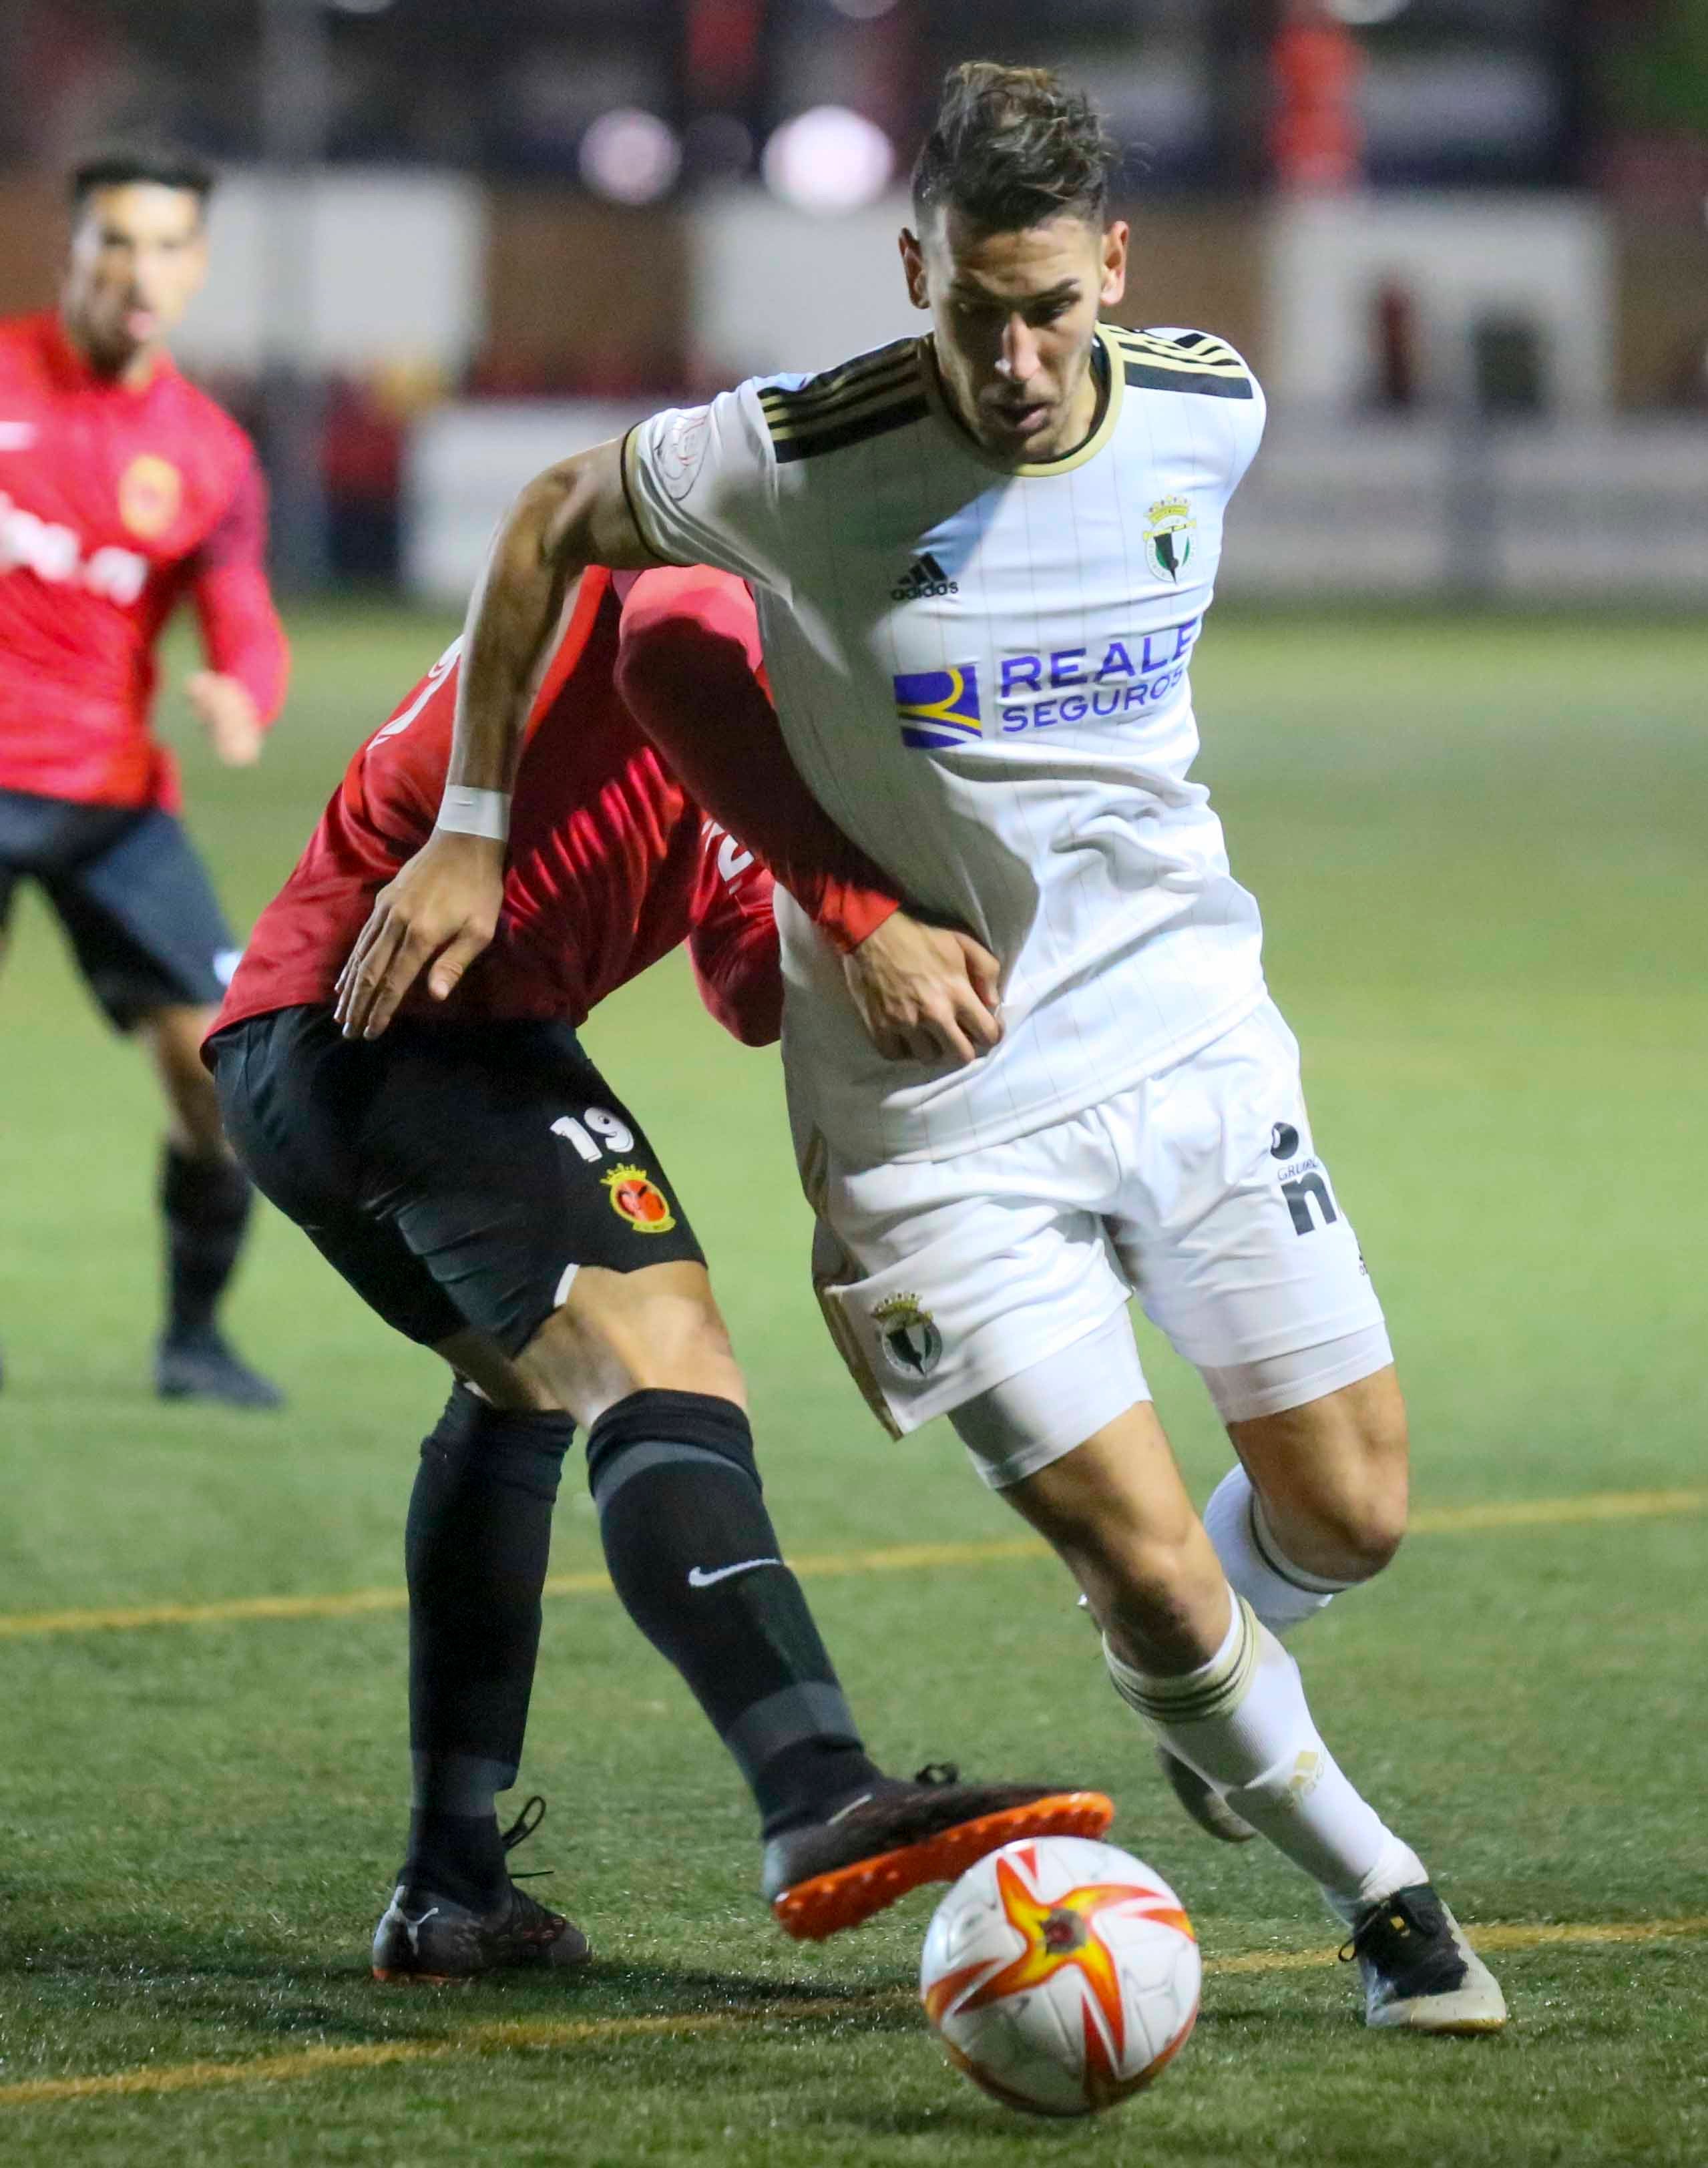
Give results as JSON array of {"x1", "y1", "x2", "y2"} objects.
[{"x1": 917, "y1": 326, "x2": 1124, "y2": 478}]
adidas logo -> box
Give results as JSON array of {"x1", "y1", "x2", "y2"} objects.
[{"x1": 890, "y1": 552, "x2": 958, "y2": 602}]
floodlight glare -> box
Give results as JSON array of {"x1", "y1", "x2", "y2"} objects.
[
  {"x1": 762, "y1": 107, "x2": 894, "y2": 214},
  {"x1": 580, "y1": 109, "x2": 682, "y2": 206}
]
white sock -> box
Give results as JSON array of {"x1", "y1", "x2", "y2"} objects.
[
  {"x1": 1203, "y1": 1466, "x2": 1352, "y2": 1637},
  {"x1": 1106, "y1": 1590, "x2": 1426, "y2": 1922}
]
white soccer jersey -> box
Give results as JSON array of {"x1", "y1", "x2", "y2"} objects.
[{"x1": 623, "y1": 323, "x2": 1268, "y2": 1164}]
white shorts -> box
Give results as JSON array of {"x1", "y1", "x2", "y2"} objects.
[{"x1": 801, "y1": 998, "x2": 1391, "y2": 1488}]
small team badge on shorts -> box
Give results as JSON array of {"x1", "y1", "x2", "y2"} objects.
[
  {"x1": 603, "y1": 1165, "x2": 676, "y2": 1234},
  {"x1": 873, "y1": 1293, "x2": 943, "y2": 1379}
]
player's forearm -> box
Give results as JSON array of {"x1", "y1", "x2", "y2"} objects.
[
  {"x1": 450, "y1": 471, "x2": 588, "y2": 797},
  {"x1": 451, "y1": 440, "x2": 653, "y2": 803},
  {"x1": 615, "y1": 576, "x2": 901, "y2": 953},
  {"x1": 193, "y1": 564, "x2": 289, "y2": 726}
]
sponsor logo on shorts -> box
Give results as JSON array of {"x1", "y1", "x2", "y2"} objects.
[
  {"x1": 893, "y1": 664, "x2": 981, "y2": 750},
  {"x1": 602, "y1": 1164, "x2": 676, "y2": 1234},
  {"x1": 873, "y1": 1292, "x2": 943, "y2": 1379},
  {"x1": 1269, "y1": 1122, "x2": 1300, "y2": 1158},
  {"x1": 1279, "y1": 1166, "x2": 1337, "y2": 1236},
  {"x1": 118, "y1": 454, "x2": 182, "y2": 539}
]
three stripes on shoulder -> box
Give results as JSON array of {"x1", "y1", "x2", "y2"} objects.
[
  {"x1": 759, "y1": 326, "x2": 1253, "y2": 466},
  {"x1": 1106, "y1": 326, "x2": 1255, "y2": 401},
  {"x1": 759, "y1": 341, "x2": 926, "y2": 466}
]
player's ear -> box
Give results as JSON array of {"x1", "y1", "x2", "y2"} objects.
[
  {"x1": 1098, "y1": 220, "x2": 1129, "y2": 309},
  {"x1": 898, "y1": 228, "x2": 929, "y2": 312}
]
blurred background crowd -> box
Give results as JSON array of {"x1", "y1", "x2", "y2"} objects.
[{"x1": 1, "y1": 0, "x2": 1703, "y2": 599}]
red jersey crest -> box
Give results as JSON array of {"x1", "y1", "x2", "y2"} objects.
[{"x1": 603, "y1": 1164, "x2": 676, "y2": 1234}]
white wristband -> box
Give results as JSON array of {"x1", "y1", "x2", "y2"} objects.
[{"x1": 435, "y1": 786, "x2": 511, "y2": 842}]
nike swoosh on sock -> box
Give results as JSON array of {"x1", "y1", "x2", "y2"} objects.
[{"x1": 686, "y1": 1558, "x2": 783, "y2": 1588}]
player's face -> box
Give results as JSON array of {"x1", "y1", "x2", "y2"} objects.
[
  {"x1": 64, "y1": 184, "x2": 209, "y2": 376},
  {"x1": 901, "y1": 208, "x2": 1128, "y2": 464}
]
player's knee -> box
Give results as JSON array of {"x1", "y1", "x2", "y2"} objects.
[
  {"x1": 417, "y1": 1385, "x2": 576, "y2": 1508},
  {"x1": 1275, "y1": 1462, "x2": 1408, "y2": 1582},
  {"x1": 584, "y1": 1388, "x2": 755, "y2": 1506}
]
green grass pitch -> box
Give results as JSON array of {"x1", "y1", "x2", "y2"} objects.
[{"x1": 0, "y1": 603, "x2": 1703, "y2": 2165}]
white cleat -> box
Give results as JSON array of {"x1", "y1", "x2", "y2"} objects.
[{"x1": 1342, "y1": 1884, "x2": 1508, "y2": 2034}]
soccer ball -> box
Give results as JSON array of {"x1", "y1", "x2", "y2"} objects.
[{"x1": 919, "y1": 1835, "x2": 1200, "y2": 2118}]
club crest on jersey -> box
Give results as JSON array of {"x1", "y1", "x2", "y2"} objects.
[
  {"x1": 893, "y1": 664, "x2": 981, "y2": 750},
  {"x1": 603, "y1": 1165, "x2": 676, "y2": 1234},
  {"x1": 118, "y1": 455, "x2": 182, "y2": 540},
  {"x1": 1142, "y1": 495, "x2": 1195, "y2": 583},
  {"x1": 873, "y1": 1293, "x2": 943, "y2": 1379}
]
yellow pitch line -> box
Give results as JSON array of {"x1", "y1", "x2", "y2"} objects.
[
  {"x1": 5, "y1": 1918, "x2": 1706, "y2": 2111},
  {"x1": 1, "y1": 1492, "x2": 1702, "y2": 1643},
  {"x1": 1409, "y1": 1489, "x2": 1707, "y2": 1535}
]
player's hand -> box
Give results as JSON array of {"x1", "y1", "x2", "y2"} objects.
[
  {"x1": 842, "y1": 909, "x2": 1003, "y2": 1066},
  {"x1": 335, "y1": 829, "x2": 505, "y2": 1040},
  {"x1": 186, "y1": 671, "x2": 264, "y2": 766}
]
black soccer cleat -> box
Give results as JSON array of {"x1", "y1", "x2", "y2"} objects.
[
  {"x1": 372, "y1": 1797, "x2": 591, "y2": 1982},
  {"x1": 154, "y1": 1330, "x2": 285, "y2": 1410},
  {"x1": 1340, "y1": 1882, "x2": 1508, "y2": 2033},
  {"x1": 763, "y1": 1762, "x2": 1115, "y2": 1941}
]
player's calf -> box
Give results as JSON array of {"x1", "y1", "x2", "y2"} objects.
[
  {"x1": 586, "y1": 1386, "x2": 1113, "y2": 1936},
  {"x1": 401, "y1": 1389, "x2": 574, "y2": 1913}
]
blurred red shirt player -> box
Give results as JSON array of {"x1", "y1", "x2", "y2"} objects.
[{"x1": 0, "y1": 145, "x2": 289, "y2": 1408}]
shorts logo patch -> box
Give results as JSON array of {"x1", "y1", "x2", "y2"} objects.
[
  {"x1": 603, "y1": 1164, "x2": 676, "y2": 1234},
  {"x1": 873, "y1": 1292, "x2": 943, "y2": 1379},
  {"x1": 118, "y1": 454, "x2": 182, "y2": 539},
  {"x1": 1269, "y1": 1121, "x2": 1300, "y2": 1158}
]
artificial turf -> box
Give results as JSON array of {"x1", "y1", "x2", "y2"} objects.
[{"x1": 0, "y1": 603, "x2": 1703, "y2": 2165}]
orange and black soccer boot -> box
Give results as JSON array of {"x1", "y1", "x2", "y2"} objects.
[
  {"x1": 371, "y1": 1797, "x2": 590, "y2": 1982},
  {"x1": 763, "y1": 1763, "x2": 1115, "y2": 1941}
]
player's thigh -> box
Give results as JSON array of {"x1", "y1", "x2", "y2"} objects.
[
  {"x1": 361, "y1": 1018, "x2": 710, "y2": 1367},
  {"x1": 1109, "y1": 999, "x2": 1392, "y2": 1425},
  {"x1": 805, "y1": 1118, "x2": 1137, "y2": 1453},
  {"x1": 43, "y1": 806, "x2": 239, "y2": 1031},
  {"x1": 210, "y1": 1006, "x2": 465, "y2": 1349}
]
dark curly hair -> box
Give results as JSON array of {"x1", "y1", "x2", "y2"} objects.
[
  {"x1": 70, "y1": 142, "x2": 216, "y2": 211},
  {"x1": 911, "y1": 62, "x2": 1119, "y2": 234}
]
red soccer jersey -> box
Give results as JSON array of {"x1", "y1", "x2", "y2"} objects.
[
  {"x1": 0, "y1": 310, "x2": 288, "y2": 811},
  {"x1": 214, "y1": 566, "x2": 897, "y2": 1044}
]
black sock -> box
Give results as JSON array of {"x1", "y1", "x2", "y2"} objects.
[
  {"x1": 587, "y1": 1389, "x2": 881, "y2": 1837},
  {"x1": 403, "y1": 1387, "x2": 574, "y2": 1905},
  {"x1": 160, "y1": 1142, "x2": 253, "y2": 1345}
]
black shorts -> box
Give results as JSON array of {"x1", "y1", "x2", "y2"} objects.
[
  {"x1": 209, "y1": 1004, "x2": 706, "y2": 1355},
  {"x1": 0, "y1": 787, "x2": 238, "y2": 1029}
]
